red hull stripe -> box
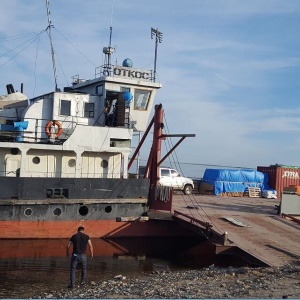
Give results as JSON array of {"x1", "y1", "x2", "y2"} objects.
[
  {"x1": 0, "y1": 220, "x2": 130, "y2": 239},
  {"x1": 0, "y1": 219, "x2": 196, "y2": 239}
]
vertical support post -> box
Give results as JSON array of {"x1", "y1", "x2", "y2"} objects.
[{"x1": 148, "y1": 104, "x2": 163, "y2": 208}]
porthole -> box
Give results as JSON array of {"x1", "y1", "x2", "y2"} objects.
[
  {"x1": 32, "y1": 156, "x2": 40, "y2": 164},
  {"x1": 105, "y1": 205, "x2": 112, "y2": 213},
  {"x1": 11, "y1": 148, "x2": 19, "y2": 155},
  {"x1": 24, "y1": 208, "x2": 32, "y2": 216},
  {"x1": 101, "y1": 160, "x2": 108, "y2": 168},
  {"x1": 68, "y1": 159, "x2": 76, "y2": 167},
  {"x1": 79, "y1": 205, "x2": 89, "y2": 216},
  {"x1": 53, "y1": 208, "x2": 62, "y2": 216}
]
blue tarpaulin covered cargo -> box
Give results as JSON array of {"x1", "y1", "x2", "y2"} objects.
[{"x1": 202, "y1": 169, "x2": 271, "y2": 196}]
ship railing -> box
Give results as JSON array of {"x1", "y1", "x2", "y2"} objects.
[
  {"x1": 0, "y1": 111, "x2": 133, "y2": 144},
  {"x1": 0, "y1": 116, "x2": 77, "y2": 144},
  {"x1": 26, "y1": 117, "x2": 75, "y2": 143},
  {"x1": 71, "y1": 74, "x2": 87, "y2": 85}
]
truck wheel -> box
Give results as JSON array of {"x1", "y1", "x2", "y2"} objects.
[{"x1": 183, "y1": 184, "x2": 193, "y2": 195}]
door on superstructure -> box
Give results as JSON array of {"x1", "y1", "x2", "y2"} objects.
[{"x1": 105, "y1": 91, "x2": 125, "y2": 127}]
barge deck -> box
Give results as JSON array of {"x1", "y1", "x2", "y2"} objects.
[{"x1": 151, "y1": 194, "x2": 300, "y2": 267}]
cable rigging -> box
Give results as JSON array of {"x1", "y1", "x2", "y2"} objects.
[
  {"x1": 162, "y1": 112, "x2": 224, "y2": 238},
  {"x1": 53, "y1": 28, "x2": 97, "y2": 68},
  {"x1": 0, "y1": 30, "x2": 47, "y2": 69},
  {"x1": 0, "y1": 31, "x2": 45, "y2": 41}
]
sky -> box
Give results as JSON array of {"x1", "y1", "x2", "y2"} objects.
[{"x1": 1, "y1": 0, "x2": 300, "y2": 177}]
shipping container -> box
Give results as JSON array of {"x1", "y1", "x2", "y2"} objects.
[{"x1": 257, "y1": 166, "x2": 300, "y2": 199}]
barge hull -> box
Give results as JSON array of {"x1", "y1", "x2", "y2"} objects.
[{"x1": 0, "y1": 215, "x2": 197, "y2": 239}]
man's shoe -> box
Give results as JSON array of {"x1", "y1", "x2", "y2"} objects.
[
  {"x1": 80, "y1": 281, "x2": 86, "y2": 285},
  {"x1": 68, "y1": 284, "x2": 74, "y2": 289}
]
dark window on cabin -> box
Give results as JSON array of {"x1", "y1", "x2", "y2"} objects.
[
  {"x1": 60, "y1": 100, "x2": 71, "y2": 116},
  {"x1": 121, "y1": 87, "x2": 130, "y2": 93},
  {"x1": 84, "y1": 103, "x2": 95, "y2": 118},
  {"x1": 96, "y1": 85, "x2": 103, "y2": 96}
]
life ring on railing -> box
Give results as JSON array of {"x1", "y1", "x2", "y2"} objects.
[{"x1": 45, "y1": 120, "x2": 63, "y2": 138}]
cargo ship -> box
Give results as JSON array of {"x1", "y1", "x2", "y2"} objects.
[
  {"x1": 0, "y1": 62, "x2": 165, "y2": 237},
  {"x1": 0, "y1": 4, "x2": 191, "y2": 238}
]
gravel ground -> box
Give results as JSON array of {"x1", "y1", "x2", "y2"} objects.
[{"x1": 37, "y1": 265, "x2": 300, "y2": 299}]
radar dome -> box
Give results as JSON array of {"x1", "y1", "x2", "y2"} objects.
[{"x1": 122, "y1": 58, "x2": 133, "y2": 68}]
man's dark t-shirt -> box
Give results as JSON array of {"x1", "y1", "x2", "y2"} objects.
[{"x1": 70, "y1": 232, "x2": 90, "y2": 254}]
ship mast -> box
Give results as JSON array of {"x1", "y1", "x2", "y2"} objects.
[
  {"x1": 45, "y1": 0, "x2": 58, "y2": 91},
  {"x1": 102, "y1": 1, "x2": 115, "y2": 76},
  {"x1": 103, "y1": 27, "x2": 114, "y2": 76}
]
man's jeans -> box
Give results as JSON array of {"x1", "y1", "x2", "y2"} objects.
[{"x1": 70, "y1": 253, "x2": 87, "y2": 285}]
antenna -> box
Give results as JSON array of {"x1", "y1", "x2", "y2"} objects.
[
  {"x1": 103, "y1": 27, "x2": 114, "y2": 73},
  {"x1": 102, "y1": 1, "x2": 115, "y2": 76},
  {"x1": 45, "y1": 0, "x2": 58, "y2": 91},
  {"x1": 151, "y1": 27, "x2": 163, "y2": 82}
]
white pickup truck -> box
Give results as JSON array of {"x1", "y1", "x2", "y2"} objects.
[{"x1": 159, "y1": 167, "x2": 194, "y2": 195}]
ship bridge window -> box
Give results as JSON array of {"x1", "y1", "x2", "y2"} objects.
[
  {"x1": 134, "y1": 89, "x2": 150, "y2": 111},
  {"x1": 96, "y1": 85, "x2": 103, "y2": 96},
  {"x1": 60, "y1": 100, "x2": 71, "y2": 116},
  {"x1": 121, "y1": 87, "x2": 130, "y2": 93},
  {"x1": 84, "y1": 103, "x2": 95, "y2": 118}
]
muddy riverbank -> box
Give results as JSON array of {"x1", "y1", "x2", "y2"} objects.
[{"x1": 38, "y1": 265, "x2": 300, "y2": 299}]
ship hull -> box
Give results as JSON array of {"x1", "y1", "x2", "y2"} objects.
[
  {"x1": 0, "y1": 219, "x2": 137, "y2": 239},
  {"x1": 0, "y1": 177, "x2": 149, "y2": 200},
  {"x1": 0, "y1": 177, "x2": 155, "y2": 239},
  {"x1": 0, "y1": 216, "x2": 191, "y2": 239}
]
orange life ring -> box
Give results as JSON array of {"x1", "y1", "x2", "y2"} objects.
[{"x1": 45, "y1": 120, "x2": 63, "y2": 138}]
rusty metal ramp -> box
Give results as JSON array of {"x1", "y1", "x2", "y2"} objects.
[{"x1": 171, "y1": 194, "x2": 300, "y2": 267}]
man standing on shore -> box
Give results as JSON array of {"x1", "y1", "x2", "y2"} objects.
[{"x1": 66, "y1": 226, "x2": 94, "y2": 288}]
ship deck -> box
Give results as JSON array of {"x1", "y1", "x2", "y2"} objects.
[{"x1": 151, "y1": 193, "x2": 300, "y2": 267}]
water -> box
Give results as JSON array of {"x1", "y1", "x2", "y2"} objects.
[{"x1": 0, "y1": 237, "x2": 247, "y2": 298}]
